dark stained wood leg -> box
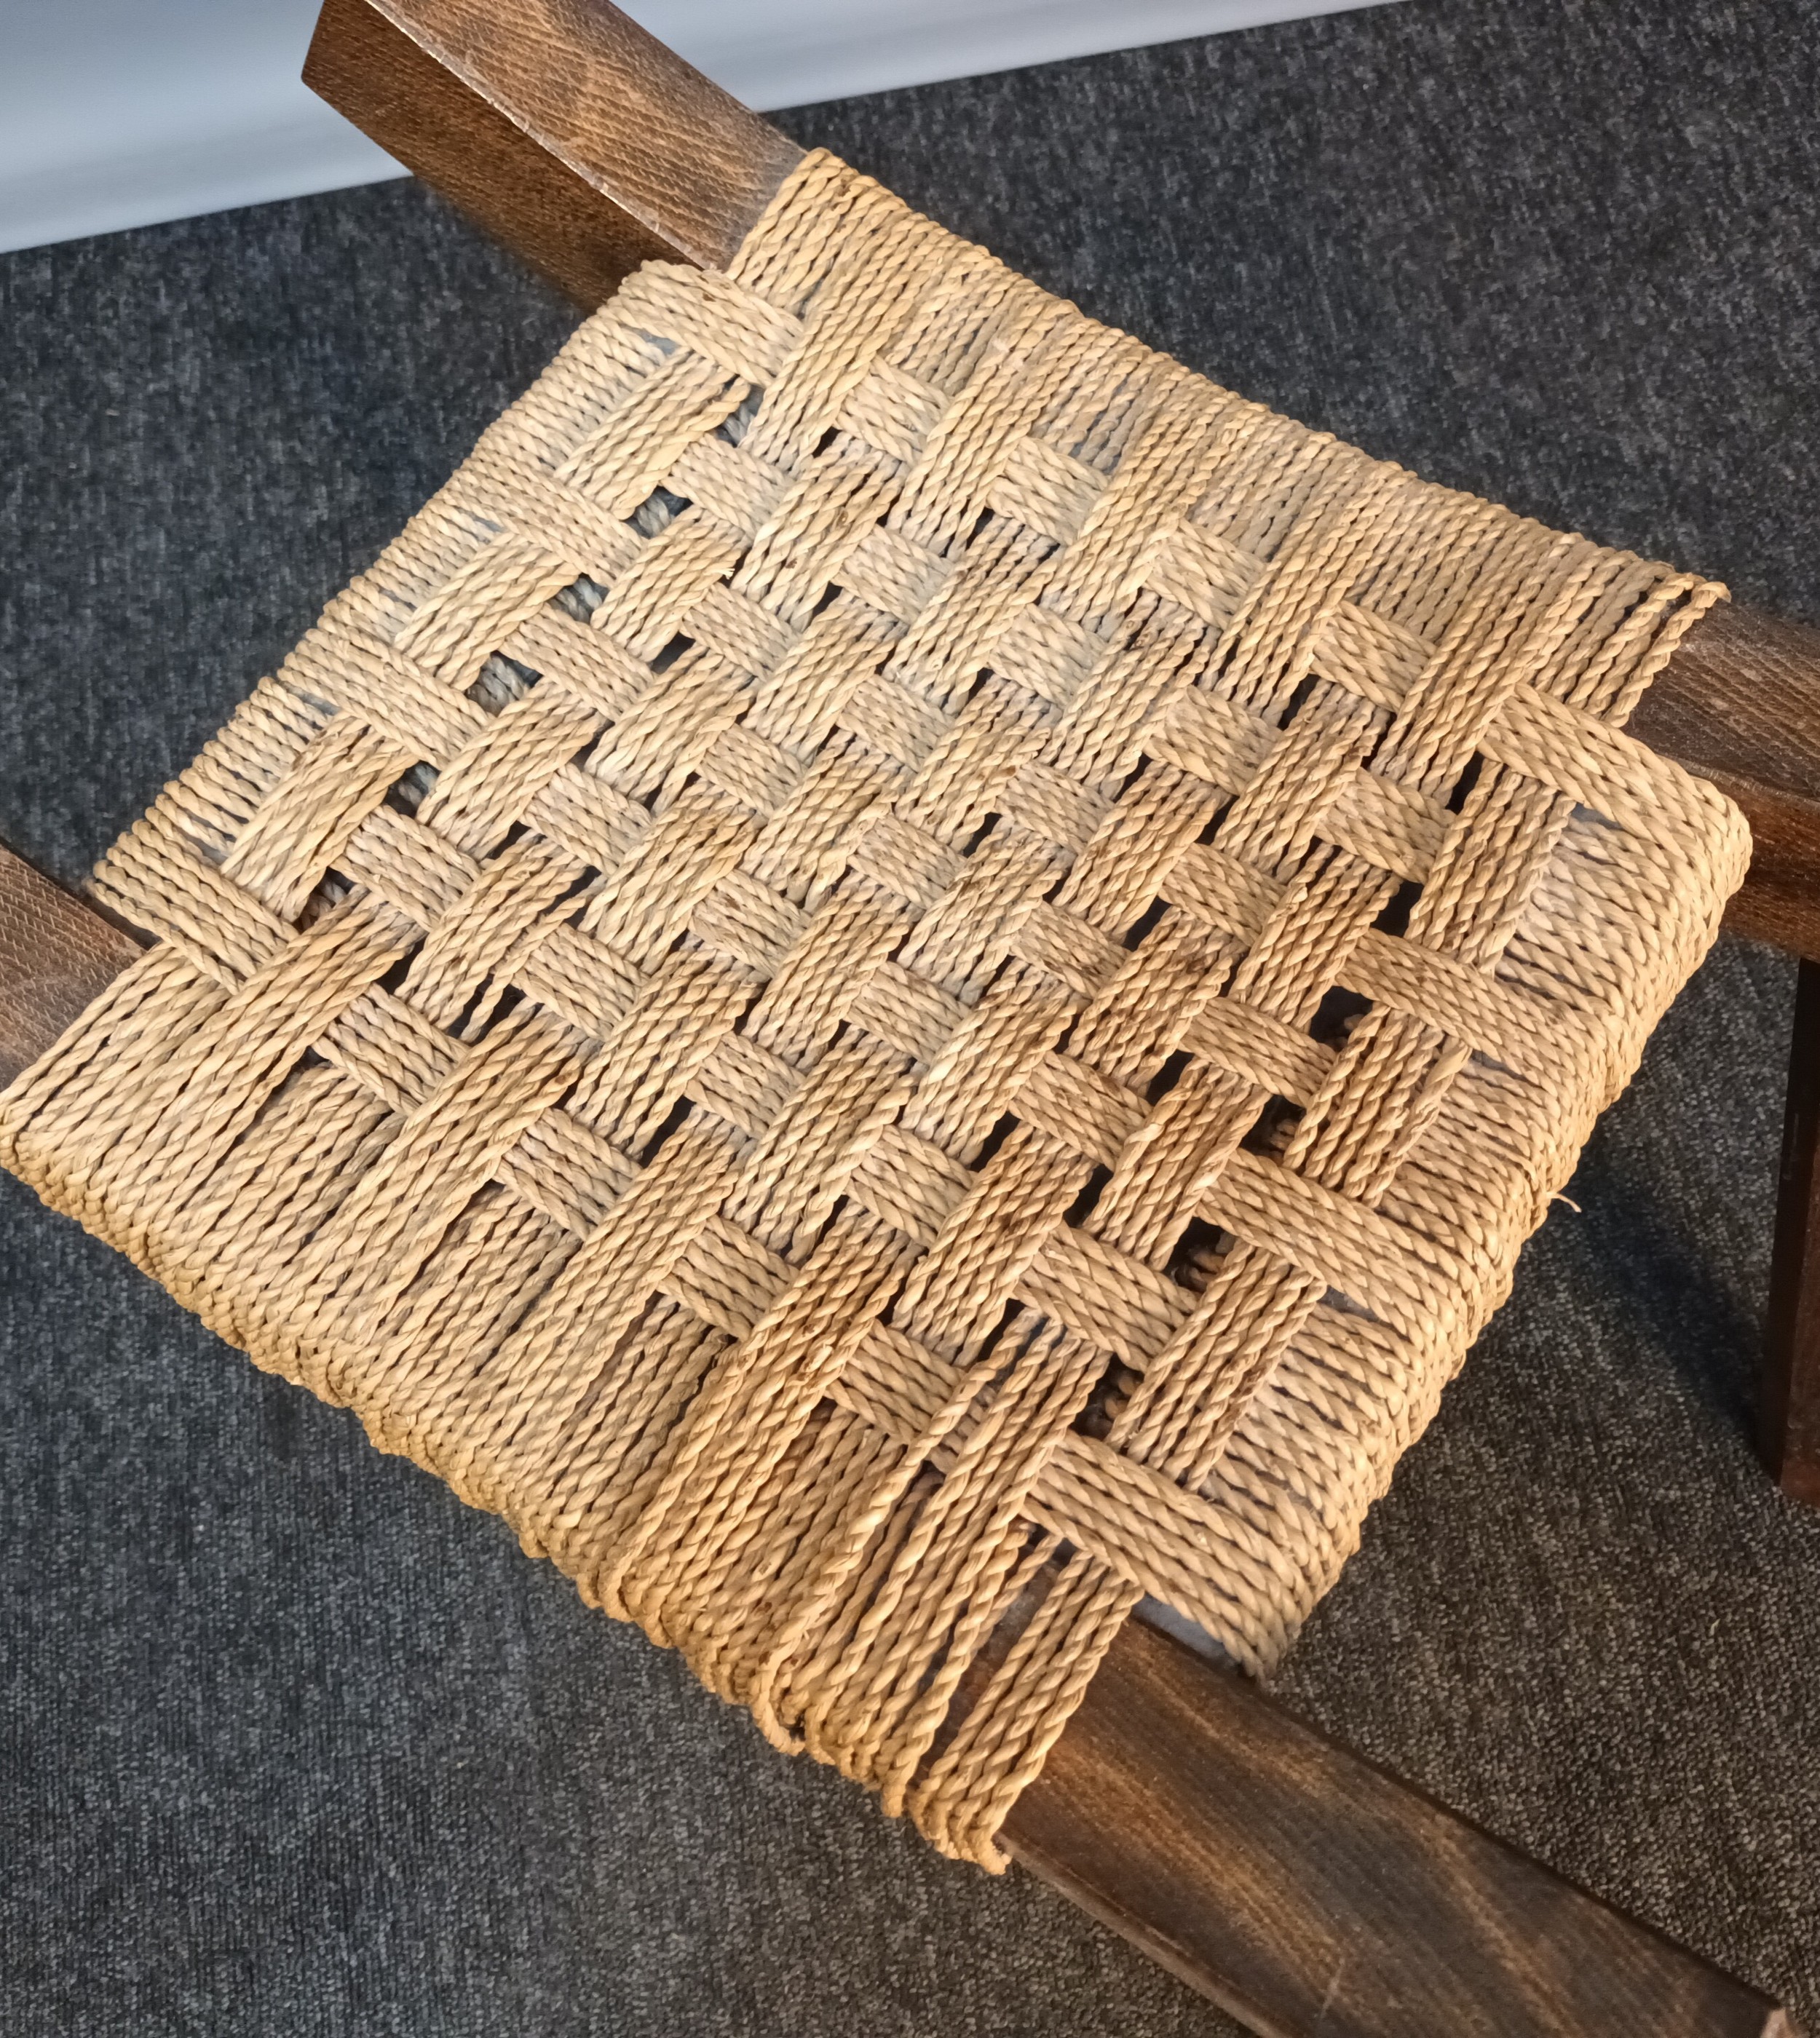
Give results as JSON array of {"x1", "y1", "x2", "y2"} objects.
[
  {"x1": 1763, "y1": 956, "x2": 1820, "y2": 1507},
  {"x1": 1631, "y1": 606, "x2": 1820, "y2": 959}
]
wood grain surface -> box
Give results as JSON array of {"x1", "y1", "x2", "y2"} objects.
[
  {"x1": 1008, "y1": 1617, "x2": 1791, "y2": 2038},
  {"x1": 0, "y1": 845, "x2": 142, "y2": 1091},
  {"x1": 304, "y1": 0, "x2": 802, "y2": 304},
  {"x1": 1633, "y1": 605, "x2": 1820, "y2": 959},
  {"x1": 1762, "y1": 956, "x2": 1820, "y2": 1506}
]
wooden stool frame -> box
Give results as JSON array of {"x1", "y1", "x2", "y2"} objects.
[{"x1": 2, "y1": 2, "x2": 1814, "y2": 2029}]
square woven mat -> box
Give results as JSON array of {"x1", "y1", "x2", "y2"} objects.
[{"x1": 0, "y1": 151, "x2": 1749, "y2": 1865}]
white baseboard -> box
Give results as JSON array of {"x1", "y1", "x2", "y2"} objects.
[
  {"x1": 0, "y1": 118, "x2": 401, "y2": 261},
  {"x1": 1, "y1": 0, "x2": 399, "y2": 256},
  {"x1": 0, "y1": 0, "x2": 1394, "y2": 257},
  {"x1": 625, "y1": 0, "x2": 1396, "y2": 110}
]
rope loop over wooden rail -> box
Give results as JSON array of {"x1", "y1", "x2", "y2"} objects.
[{"x1": 0, "y1": 151, "x2": 1748, "y2": 1865}]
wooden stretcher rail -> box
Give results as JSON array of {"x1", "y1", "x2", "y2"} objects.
[
  {"x1": 1631, "y1": 608, "x2": 1820, "y2": 959},
  {"x1": 0, "y1": 841, "x2": 1792, "y2": 2037}
]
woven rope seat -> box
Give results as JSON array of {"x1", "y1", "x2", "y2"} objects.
[{"x1": 0, "y1": 151, "x2": 1749, "y2": 1868}]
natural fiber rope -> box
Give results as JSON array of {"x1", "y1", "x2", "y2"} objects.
[{"x1": 0, "y1": 151, "x2": 1748, "y2": 1867}]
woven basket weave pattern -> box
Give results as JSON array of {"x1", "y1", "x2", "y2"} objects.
[{"x1": 0, "y1": 151, "x2": 1748, "y2": 1865}]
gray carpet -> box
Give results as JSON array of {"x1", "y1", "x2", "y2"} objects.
[{"x1": 3, "y1": 0, "x2": 1817, "y2": 2029}]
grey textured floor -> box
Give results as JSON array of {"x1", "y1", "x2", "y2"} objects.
[{"x1": 3, "y1": 0, "x2": 1818, "y2": 2031}]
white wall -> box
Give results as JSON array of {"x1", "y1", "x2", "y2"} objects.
[
  {"x1": 621, "y1": 0, "x2": 1394, "y2": 110},
  {"x1": 0, "y1": 0, "x2": 1395, "y2": 255}
]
